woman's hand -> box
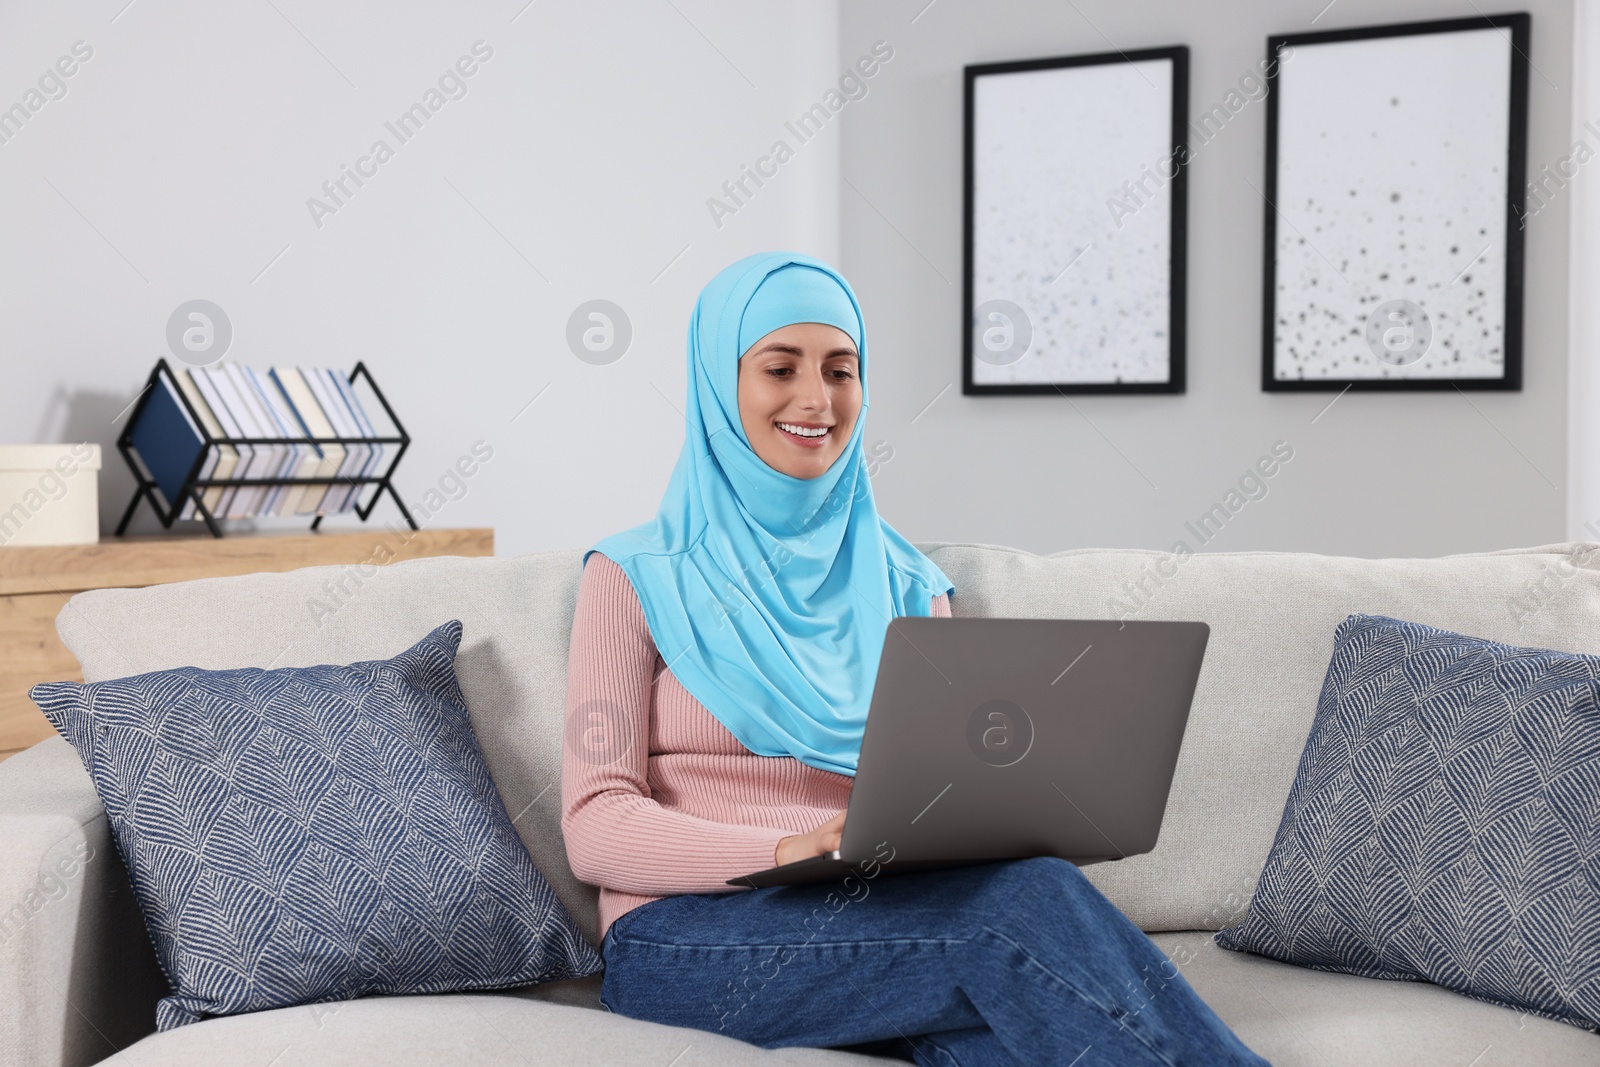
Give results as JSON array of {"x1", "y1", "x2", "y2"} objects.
[{"x1": 774, "y1": 810, "x2": 845, "y2": 867}]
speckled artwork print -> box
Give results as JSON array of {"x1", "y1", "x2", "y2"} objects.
[
  {"x1": 1272, "y1": 28, "x2": 1510, "y2": 380},
  {"x1": 972, "y1": 59, "x2": 1174, "y2": 385}
]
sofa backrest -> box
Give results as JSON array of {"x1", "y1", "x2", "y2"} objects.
[
  {"x1": 915, "y1": 540, "x2": 1600, "y2": 932},
  {"x1": 53, "y1": 540, "x2": 1600, "y2": 944},
  {"x1": 56, "y1": 550, "x2": 601, "y2": 941}
]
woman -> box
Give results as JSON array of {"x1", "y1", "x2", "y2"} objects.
[{"x1": 560, "y1": 250, "x2": 1270, "y2": 1065}]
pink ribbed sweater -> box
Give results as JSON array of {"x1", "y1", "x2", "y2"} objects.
[{"x1": 560, "y1": 550, "x2": 952, "y2": 938}]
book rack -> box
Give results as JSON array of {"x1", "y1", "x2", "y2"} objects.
[{"x1": 114, "y1": 359, "x2": 417, "y2": 538}]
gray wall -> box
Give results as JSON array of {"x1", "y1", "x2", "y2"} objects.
[
  {"x1": 840, "y1": 0, "x2": 1574, "y2": 558},
  {"x1": 1570, "y1": 0, "x2": 1600, "y2": 540},
  {"x1": 0, "y1": 1, "x2": 1576, "y2": 559}
]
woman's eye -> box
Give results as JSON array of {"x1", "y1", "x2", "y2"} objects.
[{"x1": 764, "y1": 366, "x2": 855, "y2": 380}]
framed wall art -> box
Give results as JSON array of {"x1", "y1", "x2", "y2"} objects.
[
  {"x1": 963, "y1": 46, "x2": 1189, "y2": 395},
  {"x1": 1262, "y1": 14, "x2": 1530, "y2": 391}
]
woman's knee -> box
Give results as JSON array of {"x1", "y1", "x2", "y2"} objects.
[
  {"x1": 995, "y1": 855, "x2": 1091, "y2": 896},
  {"x1": 966, "y1": 856, "x2": 1111, "y2": 933}
]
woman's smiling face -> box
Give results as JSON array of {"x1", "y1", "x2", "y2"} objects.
[{"x1": 737, "y1": 321, "x2": 861, "y2": 480}]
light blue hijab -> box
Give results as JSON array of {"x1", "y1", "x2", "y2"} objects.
[{"x1": 584, "y1": 250, "x2": 955, "y2": 776}]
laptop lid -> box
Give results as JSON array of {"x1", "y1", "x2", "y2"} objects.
[{"x1": 836, "y1": 617, "x2": 1209, "y2": 867}]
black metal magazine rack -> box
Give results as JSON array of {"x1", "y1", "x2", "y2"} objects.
[{"x1": 115, "y1": 358, "x2": 417, "y2": 538}]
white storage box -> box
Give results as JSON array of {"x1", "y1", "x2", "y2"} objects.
[{"x1": 0, "y1": 444, "x2": 101, "y2": 547}]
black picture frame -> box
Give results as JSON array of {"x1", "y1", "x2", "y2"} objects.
[
  {"x1": 962, "y1": 46, "x2": 1189, "y2": 395},
  {"x1": 1261, "y1": 13, "x2": 1531, "y2": 391}
]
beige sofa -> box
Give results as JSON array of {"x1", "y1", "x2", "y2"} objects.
[{"x1": 3, "y1": 541, "x2": 1599, "y2": 1066}]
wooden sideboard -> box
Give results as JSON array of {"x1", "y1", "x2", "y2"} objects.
[{"x1": 0, "y1": 527, "x2": 494, "y2": 761}]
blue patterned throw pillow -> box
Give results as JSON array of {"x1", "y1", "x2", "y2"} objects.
[
  {"x1": 31, "y1": 619, "x2": 602, "y2": 1030},
  {"x1": 1215, "y1": 613, "x2": 1600, "y2": 1031}
]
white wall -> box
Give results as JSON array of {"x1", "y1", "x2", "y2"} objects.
[
  {"x1": 0, "y1": 0, "x2": 1579, "y2": 559},
  {"x1": 841, "y1": 0, "x2": 1575, "y2": 558},
  {"x1": 0, "y1": 0, "x2": 841, "y2": 558}
]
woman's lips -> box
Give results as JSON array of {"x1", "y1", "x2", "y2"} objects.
[{"x1": 777, "y1": 424, "x2": 831, "y2": 448}]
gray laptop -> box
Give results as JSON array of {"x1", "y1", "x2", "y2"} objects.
[{"x1": 729, "y1": 616, "x2": 1209, "y2": 887}]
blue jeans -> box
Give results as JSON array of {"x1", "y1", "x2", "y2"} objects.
[{"x1": 598, "y1": 856, "x2": 1271, "y2": 1066}]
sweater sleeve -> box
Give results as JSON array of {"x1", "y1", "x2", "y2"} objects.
[{"x1": 559, "y1": 552, "x2": 791, "y2": 895}]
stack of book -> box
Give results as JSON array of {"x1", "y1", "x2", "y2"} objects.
[{"x1": 127, "y1": 362, "x2": 391, "y2": 519}]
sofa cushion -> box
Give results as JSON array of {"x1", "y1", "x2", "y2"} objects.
[
  {"x1": 1147, "y1": 931, "x2": 1600, "y2": 1066},
  {"x1": 1215, "y1": 614, "x2": 1600, "y2": 1032},
  {"x1": 52, "y1": 541, "x2": 1600, "y2": 940},
  {"x1": 92, "y1": 938, "x2": 1600, "y2": 1066},
  {"x1": 99, "y1": 992, "x2": 893, "y2": 1065},
  {"x1": 30, "y1": 619, "x2": 602, "y2": 1030},
  {"x1": 914, "y1": 540, "x2": 1600, "y2": 931}
]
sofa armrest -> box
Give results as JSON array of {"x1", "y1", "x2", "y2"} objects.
[{"x1": 0, "y1": 738, "x2": 166, "y2": 1067}]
